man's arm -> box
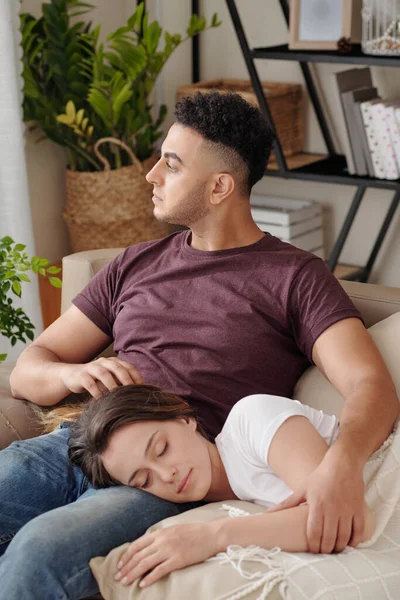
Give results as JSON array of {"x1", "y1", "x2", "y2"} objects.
[
  {"x1": 313, "y1": 317, "x2": 399, "y2": 461},
  {"x1": 269, "y1": 317, "x2": 399, "y2": 553},
  {"x1": 10, "y1": 305, "x2": 142, "y2": 406}
]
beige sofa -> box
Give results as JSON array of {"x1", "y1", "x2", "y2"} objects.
[
  {"x1": 0, "y1": 249, "x2": 400, "y2": 600},
  {"x1": 1, "y1": 247, "x2": 400, "y2": 447}
]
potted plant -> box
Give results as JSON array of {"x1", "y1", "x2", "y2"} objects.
[
  {"x1": 0, "y1": 237, "x2": 62, "y2": 362},
  {"x1": 20, "y1": 0, "x2": 221, "y2": 252}
]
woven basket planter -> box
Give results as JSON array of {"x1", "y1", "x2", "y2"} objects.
[
  {"x1": 177, "y1": 78, "x2": 304, "y2": 158},
  {"x1": 63, "y1": 138, "x2": 170, "y2": 252}
]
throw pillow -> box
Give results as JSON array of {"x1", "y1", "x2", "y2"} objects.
[{"x1": 90, "y1": 500, "x2": 284, "y2": 600}]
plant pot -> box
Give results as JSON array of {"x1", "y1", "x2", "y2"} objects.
[{"x1": 63, "y1": 140, "x2": 170, "y2": 252}]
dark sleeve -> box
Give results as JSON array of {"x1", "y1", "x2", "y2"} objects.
[
  {"x1": 288, "y1": 257, "x2": 363, "y2": 362},
  {"x1": 71, "y1": 252, "x2": 125, "y2": 337}
]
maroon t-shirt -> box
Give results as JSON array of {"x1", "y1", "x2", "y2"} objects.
[{"x1": 73, "y1": 231, "x2": 361, "y2": 438}]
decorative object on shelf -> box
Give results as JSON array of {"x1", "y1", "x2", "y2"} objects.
[
  {"x1": 362, "y1": 0, "x2": 400, "y2": 55},
  {"x1": 177, "y1": 79, "x2": 304, "y2": 160},
  {"x1": 337, "y1": 36, "x2": 354, "y2": 52},
  {"x1": 0, "y1": 237, "x2": 61, "y2": 362},
  {"x1": 20, "y1": 1, "x2": 221, "y2": 251},
  {"x1": 289, "y1": 0, "x2": 362, "y2": 50}
]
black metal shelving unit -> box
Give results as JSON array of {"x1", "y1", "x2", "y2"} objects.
[{"x1": 192, "y1": 0, "x2": 400, "y2": 282}]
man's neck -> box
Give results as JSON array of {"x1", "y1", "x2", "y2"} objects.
[{"x1": 189, "y1": 222, "x2": 265, "y2": 252}]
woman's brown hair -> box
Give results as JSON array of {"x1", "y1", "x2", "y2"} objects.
[{"x1": 67, "y1": 384, "x2": 211, "y2": 488}]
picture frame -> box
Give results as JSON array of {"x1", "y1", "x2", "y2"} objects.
[{"x1": 289, "y1": 0, "x2": 362, "y2": 51}]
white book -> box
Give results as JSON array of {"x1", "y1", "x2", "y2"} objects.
[
  {"x1": 369, "y1": 101, "x2": 399, "y2": 180},
  {"x1": 359, "y1": 100, "x2": 386, "y2": 179},
  {"x1": 257, "y1": 225, "x2": 323, "y2": 253},
  {"x1": 252, "y1": 214, "x2": 322, "y2": 240},
  {"x1": 395, "y1": 106, "x2": 400, "y2": 132},
  {"x1": 286, "y1": 228, "x2": 324, "y2": 253},
  {"x1": 250, "y1": 195, "x2": 321, "y2": 226},
  {"x1": 385, "y1": 104, "x2": 400, "y2": 170}
]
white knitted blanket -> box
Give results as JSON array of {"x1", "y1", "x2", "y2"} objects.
[{"x1": 211, "y1": 419, "x2": 400, "y2": 600}]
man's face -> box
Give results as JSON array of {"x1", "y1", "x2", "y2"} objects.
[
  {"x1": 101, "y1": 418, "x2": 214, "y2": 503},
  {"x1": 146, "y1": 124, "x2": 212, "y2": 227}
]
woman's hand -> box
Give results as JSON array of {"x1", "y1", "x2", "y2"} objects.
[
  {"x1": 60, "y1": 357, "x2": 143, "y2": 398},
  {"x1": 114, "y1": 522, "x2": 221, "y2": 588}
]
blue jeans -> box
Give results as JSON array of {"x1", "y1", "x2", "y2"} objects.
[{"x1": 0, "y1": 426, "x2": 204, "y2": 599}]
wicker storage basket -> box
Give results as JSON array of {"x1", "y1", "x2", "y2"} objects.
[
  {"x1": 63, "y1": 138, "x2": 170, "y2": 253},
  {"x1": 177, "y1": 78, "x2": 304, "y2": 157}
]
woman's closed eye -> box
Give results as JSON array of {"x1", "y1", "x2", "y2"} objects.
[{"x1": 140, "y1": 443, "x2": 169, "y2": 489}]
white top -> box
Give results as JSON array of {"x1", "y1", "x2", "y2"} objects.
[{"x1": 215, "y1": 394, "x2": 339, "y2": 508}]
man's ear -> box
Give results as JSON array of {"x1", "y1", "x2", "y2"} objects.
[{"x1": 210, "y1": 173, "x2": 235, "y2": 205}]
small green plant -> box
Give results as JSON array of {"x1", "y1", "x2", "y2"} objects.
[
  {"x1": 20, "y1": 0, "x2": 221, "y2": 171},
  {"x1": 0, "y1": 236, "x2": 62, "y2": 362}
]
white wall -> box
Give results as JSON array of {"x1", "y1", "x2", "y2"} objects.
[{"x1": 22, "y1": 0, "x2": 400, "y2": 286}]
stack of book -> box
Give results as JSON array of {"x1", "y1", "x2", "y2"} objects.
[
  {"x1": 334, "y1": 67, "x2": 400, "y2": 180},
  {"x1": 250, "y1": 194, "x2": 324, "y2": 258}
]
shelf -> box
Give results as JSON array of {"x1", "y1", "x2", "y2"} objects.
[
  {"x1": 265, "y1": 154, "x2": 400, "y2": 190},
  {"x1": 268, "y1": 152, "x2": 326, "y2": 171},
  {"x1": 252, "y1": 44, "x2": 400, "y2": 67}
]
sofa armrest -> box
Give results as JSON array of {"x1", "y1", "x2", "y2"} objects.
[
  {"x1": 0, "y1": 363, "x2": 43, "y2": 450},
  {"x1": 61, "y1": 248, "x2": 123, "y2": 314},
  {"x1": 341, "y1": 280, "x2": 400, "y2": 327}
]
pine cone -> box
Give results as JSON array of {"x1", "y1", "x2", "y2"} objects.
[{"x1": 337, "y1": 36, "x2": 353, "y2": 53}]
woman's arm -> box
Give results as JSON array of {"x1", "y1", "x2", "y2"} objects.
[{"x1": 214, "y1": 414, "x2": 374, "y2": 554}]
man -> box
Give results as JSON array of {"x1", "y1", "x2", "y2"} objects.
[{"x1": 1, "y1": 91, "x2": 398, "y2": 599}]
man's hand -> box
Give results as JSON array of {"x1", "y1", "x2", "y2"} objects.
[
  {"x1": 60, "y1": 357, "x2": 143, "y2": 398},
  {"x1": 114, "y1": 522, "x2": 220, "y2": 588},
  {"x1": 267, "y1": 449, "x2": 366, "y2": 554}
]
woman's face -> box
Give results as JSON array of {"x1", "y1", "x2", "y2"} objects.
[{"x1": 101, "y1": 418, "x2": 214, "y2": 503}]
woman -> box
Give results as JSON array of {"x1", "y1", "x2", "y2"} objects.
[{"x1": 66, "y1": 384, "x2": 375, "y2": 589}]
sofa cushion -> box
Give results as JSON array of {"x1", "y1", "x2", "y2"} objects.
[
  {"x1": 294, "y1": 312, "x2": 400, "y2": 417},
  {"x1": 90, "y1": 500, "x2": 283, "y2": 600}
]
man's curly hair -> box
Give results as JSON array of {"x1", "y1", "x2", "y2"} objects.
[{"x1": 174, "y1": 91, "x2": 274, "y2": 195}]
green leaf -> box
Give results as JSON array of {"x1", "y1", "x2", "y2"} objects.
[
  {"x1": 66, "y1": 100, "x2": 76, "y2": 122},
  {"x1": 12, "y1": 280, "x2": 22, "y2": 296},
  {"x1": 0, "y1": 354, "x2": 7, "y2": 362},
  {"x1": 38, "y1": 267, "x2": 46, "y2": 276},
  {"x1": 88, "y1": 86, "x2": 112, "y2": 126},
  {"x1": 1, "y1": 237, "x2": 14, "y2": 245},
  {"x1": 46, "y1": 265, "x2": 62, "y2": 274},
  {"x1": 37, "y1": 258, "x2": 50, "y2": 267},
  {"x1": 144, "y1": 21, "x2": 161, "y2": 54},
  {"x1": 48, "y1": 276, "x2": 62, "y2": 288},
  {"x1": 26, "y1": 329, "x2": 35, "y2": 342},
  {"x1": 112, "y1": 82, "x2": 133, "y2": 124},
  {"x1": 17, "y1": 273, "x2": 31, "y2": 282},
  {"x1": 211, "y1": 13, "x2": 222, "y2": 28},
  {"x1": 14, "y1": 244, "x2": 26, "y2": 252}
]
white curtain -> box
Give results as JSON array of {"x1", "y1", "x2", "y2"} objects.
[{"x1": 0, "y1": 0, "x2": 43, "y2": 361}]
